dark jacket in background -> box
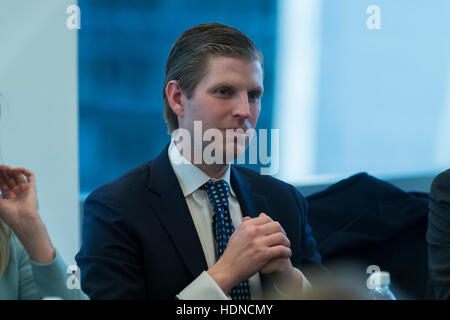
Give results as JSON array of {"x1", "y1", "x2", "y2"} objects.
[
  {"x1": 427, "y1": 169, "x2": 450, "y2": 300},
  {"x1": 306, "y1": 172, "x2": 431, "y2": 299}
]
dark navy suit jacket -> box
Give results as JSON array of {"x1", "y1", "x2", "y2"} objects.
[
  {"x1": 76, "y1": 145, "x2": 323, "y2": 299},
  {"x1": 427, "y1": 169, "x2": 450, "y2": 299},
  {"x1": 307, "y1": 172, "x2": 430, "y2": 299}
]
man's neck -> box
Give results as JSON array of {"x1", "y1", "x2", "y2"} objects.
[
  {"x1": 194, "y1": 162, "x2": 229, "y2": 179},
  {"x1": 174, "y1": 141, "x2": 230, "y2": 179}
]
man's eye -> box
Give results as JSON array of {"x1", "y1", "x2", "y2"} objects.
[
  {"x1": 248, "y1": 92, "x2": 260, "y2": 102},
  {"x1": 217, "y1": 88, "x2": 232, "y2": 95}
]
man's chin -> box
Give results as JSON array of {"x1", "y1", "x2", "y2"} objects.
[{"x1": 223, "y1": 142, "x2": 247, "y2": 163}]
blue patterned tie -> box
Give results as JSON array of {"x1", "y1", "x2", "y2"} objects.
[{"x1": 201, "y1": 180, "x2": 251, "y2": 300}]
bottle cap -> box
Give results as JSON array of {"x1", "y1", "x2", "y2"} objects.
[{"x1": 368, "y1": 271, "x2": 391, "y2": 288}]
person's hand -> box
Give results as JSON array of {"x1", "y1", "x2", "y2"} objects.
[
  {"x1": 257, "y1": 214, "x2": 293, "y2": 275},
  {"x1": 0, "y1": 165, "x2": 55, "y2": 264},
  {"x1": 207, "y1": 213, "x2": 292, "y2": 293},
  {"x1": 255, "y1": 214, "x2": 305, "y2": 298},
  {"x1": 0, "y1": 165, "x2": 39, "y2": 225}
]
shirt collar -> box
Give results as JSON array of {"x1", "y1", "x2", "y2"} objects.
[{"x1": 168, "y1": 139, "x2": 235, "y2": 198}]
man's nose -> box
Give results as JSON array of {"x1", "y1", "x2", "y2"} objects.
[{"x1": 232, "y1": 93, "x2": 250, "y2": 119}]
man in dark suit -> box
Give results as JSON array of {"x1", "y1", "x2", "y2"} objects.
[
  {"x1": 76, "y1": 23, "x2": 322, "y2": 300},
  {"x1": 427, "y1": 169, "x2": 450, "y2": 299}
]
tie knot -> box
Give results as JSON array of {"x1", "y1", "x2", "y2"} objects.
[{"x1": 201, "y1": 180, "x2": 230, "y2": 207}]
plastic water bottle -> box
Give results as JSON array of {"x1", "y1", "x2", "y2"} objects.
[{"x1": 367, "y1": 271, "x2": 396, "y2": 300}]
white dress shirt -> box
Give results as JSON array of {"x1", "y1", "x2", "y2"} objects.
[{"x1": 168, "y1": 139, "x2": 263, "y2": 300}]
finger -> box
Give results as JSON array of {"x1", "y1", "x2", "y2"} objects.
[
  {"x1": 0, "y1": 191, "x2": 10, "y2": 199},
  {"x1": 11, "y1": 183, "x2": 28, "y2": 196},
  {"x1": 3, "y1": 170, "x2": 18, "y2": 190},
  {"x1": 259, "y1": 221, "x2": 286, "y2": 236},
  {"x1": 263, "y1": 232, "x2": 291, "y2": 248},
  {"x1": 7, "y1": 169, "x2": 26, "y2": 187},
  {"x1": 247, "y1": 213, "x2": 272, "y2": 226},
  {"x1": 0, "y1": 167, "x2": 15, "y2": 191},
  {"x1": 5, "y1": 172, "x2": 18, "y2": 189},
  {"x1": 10, "y1": 167, "x2": 35, "y2": 185},
  {"x1": 242, "y1": 216, "x2": 252, "y2": 222},
  {"x1": 259, "y1": 212, "x2": 272, "y2": 220},
  {"x1": 1, "y1": 187, "x2": 20, "y2": 199},
  {"x1": 266, "y1": 245, "x2": 292, "y2": 260},
  {"x1": 0, "y1": 165, "x2": 12, "y2": 171},
  {"x1": 0, "y1": 168, "x2": 9, "y2": 192}
]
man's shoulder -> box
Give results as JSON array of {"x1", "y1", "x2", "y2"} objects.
[
  {"x1": 232, "y1": 165, "x2": 301, "y2": 195},
  {"x1": 87, "y1": 161, "x2": 152, "y2": 202}
]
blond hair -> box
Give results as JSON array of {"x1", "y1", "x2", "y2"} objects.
[{"x1": 0, "y1": 219, "x2": 11, "y2": 277}]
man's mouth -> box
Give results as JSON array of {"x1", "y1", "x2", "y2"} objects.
[{"x1": 223, "y1": 127, "x2": 248, "y2": 132}]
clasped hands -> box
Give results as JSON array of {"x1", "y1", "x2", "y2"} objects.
[{"x1": 208, "y1": 212, "x2": 304, "y2": 297}]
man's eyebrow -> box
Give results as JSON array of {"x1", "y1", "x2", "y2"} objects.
[
  {"x1": 250, "y1": 86, "x2": 264, "y2": 94},
  {"x1": 208, "y1": 82, "x2": 264, "y2": 93},
  {"x1": 208, "y1": 82, "x2": 235, "y2": 89}
]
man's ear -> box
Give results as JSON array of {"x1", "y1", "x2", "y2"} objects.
[{"x1": 166, "y1": 80, "x2": 185, "y2": 117}]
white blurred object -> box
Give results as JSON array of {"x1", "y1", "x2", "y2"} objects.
[{"x1": 367, "y1": 271, "x2": 396, "y2": 300}]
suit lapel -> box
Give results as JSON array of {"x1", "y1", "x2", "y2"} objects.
[
  {"x1": 231, "y1": 166, "x2": 277, "y2": 297},
  {"x1": 230, "y1": 166, "x2": 270, "y2": 219},
  {"x1": 146, "y1": 144, "x2": 207, "y2": 278}
]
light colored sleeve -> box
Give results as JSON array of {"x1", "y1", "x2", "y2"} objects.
[
  {"x1": 13, "y1": 234, "x2": 89, "y2": 300},
  {"x1": 15, "y1": 236, "x2": 41, "y2": 300},
  {"x1": 30, "y1": 249, "x2": 89, "y2": 300},
  {"x1": 176, "y1": 271, "x2": 231, "y2": 300}
]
